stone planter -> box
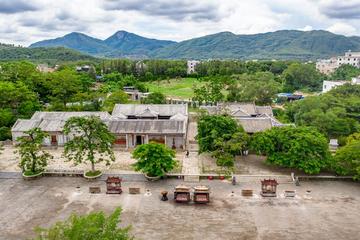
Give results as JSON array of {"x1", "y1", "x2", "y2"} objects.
[
  {"x1": 22, "y1": 171, "x2": 43, "y2": 180},
  {"x1": 144, "y1": 173, "x2": 161, "y2": 181},
  {"x1": 83, "y1": 171, "x2": 103, "y2": 180}
]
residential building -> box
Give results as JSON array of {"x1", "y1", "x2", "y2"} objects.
[
  {"x1": 11, "y1": 104, "x2": 189, "y2": 150},
  {"x1": 187, "y1": 60, "x2": 200, "y2": 74},
  {"x1": 200, "y1": 103, "x2": 287, "y2": 133},
  {"x1": 337, "y1": 51, "x2": 360, "y2": 68},
  {"x1": 123, "y1": 86, "x2": 149, "y2": 101},
  {"x1": 322, "y1": 76, "x2": 360, "y2": 93},
  {"x1": 11, "y1": 112, "x2": 111, "y2": 146},
  {"x1": 110, "y1": 104, "x2": 188, "y2": 149},
  {"x1": 36, "y1": 64, "x2": 58, "y2": 73},
  {"x1": 316, "y1": 57, "x2": 338, "y2": 75}
]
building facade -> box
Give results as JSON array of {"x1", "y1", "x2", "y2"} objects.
[
  {"x1": 187, "y1": 60, "x2": 200, "y2": 74},
  {"x1": 11, "y1": 104, "x2": 188, "y2": 150},
  {"x1": 322, "y1": 76, "x2": 360, "y2": 93},
  {"x1": 316, "y1": 51, "x2": 360, "y2": 75},
  {"x1": 200, "y1": 103, "x2": 287, "y2": 133}
]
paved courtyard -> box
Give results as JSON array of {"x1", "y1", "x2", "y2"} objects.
[{"x1": 0, "y1": 177, "x2": 359, "y2": 240}]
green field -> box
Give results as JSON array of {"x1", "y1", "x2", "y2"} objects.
[{"x1": 145, "y1": 78, "x2": 204, "y2": 99}]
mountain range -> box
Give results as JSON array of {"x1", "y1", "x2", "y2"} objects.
[{"x1": 24, "y1": 30, "x2": 360, "y2": 60}]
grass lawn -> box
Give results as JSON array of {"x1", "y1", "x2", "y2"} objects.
[{"x1": 145, "y1": 78, "x2": 204, "y2": 99}]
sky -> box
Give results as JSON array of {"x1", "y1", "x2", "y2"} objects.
[{"x1": 0, "y1": 0, "x2": 360, "y2": 46}]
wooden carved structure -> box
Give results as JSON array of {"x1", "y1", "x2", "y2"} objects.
[
  {"x1": 106, "y1": 177, "x2": 122, "y2": 194},
  {"x1": 193, "y1": 186, "x2": 210, "y2": 203},
  {"x1": 260, "y1": 179, "x2": 278, "y2": 197},
  {"x1": 174, "y1": 185, "x2": 191, "y2": 203}
]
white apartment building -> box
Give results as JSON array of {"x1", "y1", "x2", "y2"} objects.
[
  {"x1": 316, "y1": 50, "x2": 360, "y2": 75},
  {"x1": 322, "y1": 76, "x2": 360, "y2": 93},
  {"x1": 337, "y1": 51, "x2": 360, "y2": 68},
  {"x1": 316, "y1": 57, "x2": 338, "y2": 74},
  {"x1": 187, "y1": 60, "x2": 200, "y2": 74}
]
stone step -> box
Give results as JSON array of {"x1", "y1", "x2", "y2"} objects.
[{"x1": 184, "y1": 175, "x2": 200, "y2": 182}]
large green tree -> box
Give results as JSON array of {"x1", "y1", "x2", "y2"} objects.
[
  {"x1": 16, "y1": 128, "x2": 53, "y2": 175},
  {"x1": 330, "y1": 64, "x2": 360, "y2": 80},
  {"x1": 332, "y1": 136, "x2": 360, "y2": 179},
  {"x1": 142, "y1": 92, "x2": 166, "y2": 104},
  {"x1": 132, "y1": 142, "x2": 177, "y2": 177},
  {"x1": 197, "y1": 115, "x2": 239, "y2": 153},
  {"x1": 34, "y1": 207, "x2": 133, "y2": 240},
  {"x1": 102, "y1": 90, "x2": 129, "y2": 112},
  {"x1": 282, "y1": 63, "x2": 323, "y2": 91},
  {"x1": 63, "y1": 116, "x2": 115, "y2": 174},
  {"x1": 250, "y1": 126, "x2": 331, "y2": 174}
]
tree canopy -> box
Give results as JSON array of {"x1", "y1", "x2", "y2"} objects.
[
  {"x1": 16, "y1": 128, "x2": 53, "y2": 175},
  {"x1": 250, "y1": 126, "x2": 331, "y2": 174},
  {"x1": 63, "y1": 116, "x2": 115, "y2": 174},
  {"x1": 132, "y1": 142, "x2": 177, "y2": 177},
  {"x1": 142, "y1": 92, "x2": 166, "y2": 104},
  {"x1": 34, "y1": 207, "x2": 133, "y2": 240}
]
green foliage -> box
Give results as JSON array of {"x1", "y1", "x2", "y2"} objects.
[
  {"x1": 285, "y1": 84, "x2": 360, "y2": 138},
  {"x1": 16, "y1": 128, "x2": 53, "y2": 174},
  {"x1": 132, "y1": 142, "x2": 177, "y2": 177},
  {"x1": 0, "y1": 44, "x2": 94, "y2": 62},
  {"x1": 250, "y1": 126, "x2": 331, "y2": 174},
  {"x1": 193, "y1": 80, "x2": 224, "y2": 104},
  {"x1": 332, "y1": 140, "x2": 360, "y2": 179},
  {"x1": 197, "y1": 115, "x2": 239, "y2": 153},
  {"x1": 330, "y1": 64, "x2": 360, "y2": 80},
  {"x1": 102, "y1": 90, "x2": 129, "y2": 112},
  {"x1": 63, "y1": 116, "x2": 115, "y2": 172},
  {"x1": 227, "y1": 72, "x2": 281, "y2": 105},
  {"x1": 34, "y1": 207, "x2": 133, "y2": 240},
  {"x1": 282, "y1": 63, "x2": 323, "y2": 91},
  {"x1": 142, "y1": 92, "x2": 166, "y2": 104},
  {"x1": 214, "y1": 152, "x2": 235, "y2": 167}
]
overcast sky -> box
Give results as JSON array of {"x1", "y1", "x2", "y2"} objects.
[{"x1": 1, "y1": 0, "x2": 360, "y2": 46}]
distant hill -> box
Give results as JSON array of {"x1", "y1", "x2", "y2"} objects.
[
  {"x1": 24, "y1": 30, "x2": 360, "y2": 60},
  {"x1": 151, "y1": 30, "x2": 360, "y2": 60},
  {"x1": 30, "y1": 31, "x2": 176, "y2": 58},
  {"x1": 0, "y1": 43, "x2": 95, "y2": 62}
]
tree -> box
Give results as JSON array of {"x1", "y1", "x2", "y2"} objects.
[
  {"x1": 34, "y1": 207, "x2": 133, "y2": 240},
  {"x1": 46, "y1": 69, "x2": 83, "y2": 107},
  {"x1": 132, "y1": 142, "x2": 177, "y2": 177},
  {"x1": 332, "y1": 140, "x2": 360, "y2": 179},
  {"x1": 142, "y1": 92, "x2": 166, "y2": 104},
  {"x1": 197, "y1": 115, "x2": 239, "y2": 153},
  {"x1": 193, "y1": 80, "x2": 224, "y2": 104},
  {"x1": 282, "y1": 63, "x2": 323, "y2": 91},
  {"x1": 330, "y1": 64, "x2": 360, "y2": 80},
  {"x1": 250, "y1": 126, "x2": 331, "y2": 174},
  {"x1": 102, "y1": 90, "x2": 129, "y2": 112},
  {"x1": 63, "y1": 116, "x2": 115, "y2": 175},
  {"x1": 16, "y1": 128, "x2": 53, "y2": 175}
]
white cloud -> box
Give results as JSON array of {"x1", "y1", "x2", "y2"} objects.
[
  {"x1": 0, "y1": 0, "x2": 359, "y2": 46},
  {"x1": 327, "y1": 22, "x2": 357, "y2": 36}
]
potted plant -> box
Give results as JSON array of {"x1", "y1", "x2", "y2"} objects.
[
  {"x1": 63, "y1": 116, "x2": 115, "y2": 179},
  {"x1": 16, "y1": 128, "x2": 53, "y2": 179},
  {"x1": 132, "y1": 142, "x2": 177, "y2": 181}
]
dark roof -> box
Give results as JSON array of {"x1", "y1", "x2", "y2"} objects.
[{"x1": 108, "y1": 120, "x2": 186, "y2": 134}]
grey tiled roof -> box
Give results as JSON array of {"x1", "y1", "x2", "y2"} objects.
[
  {"x1": 108, "y1": 120, "x2": 186, "y2": 134},
  {"x1": 112, "y1": 104, "x2": 188, "y2": 117}
]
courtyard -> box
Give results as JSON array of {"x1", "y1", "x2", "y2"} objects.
[{"x1": 0, "y1": 176, "x2": 359, "y2": 240}]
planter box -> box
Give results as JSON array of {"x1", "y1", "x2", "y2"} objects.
[
  {"x1": 144, "y1": 174, "x2": 161, "y2": 181},
  {"x1": 129, "y1": 187, "x2": 141, "y2": 194},
  {"x1": 284, "y1": 190, "x2": 296, "y2": 198},
  {"x1": 83, "y1": 171, "x2": 103, "y2": 179},
  {"x1": 89, "y1": 186, "x2": 101, "y2": 194},
  {"x1": 241, "y1": 189, "x2": 253, "y2": 197},
  {"x1": 22, "y1": 171, "x2": 43, "y2": 180}
]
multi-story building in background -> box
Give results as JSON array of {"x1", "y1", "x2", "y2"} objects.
[{"x1": 316, "y1": 50, "x2": 360, "y2": 75}]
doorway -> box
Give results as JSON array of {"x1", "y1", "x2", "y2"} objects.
[
  {"x1": 51, "y1": 135, "x2": 57, "y2": 146},
  {"x1": 136, "y1": 135, "x2": 142, "y2": 145}
]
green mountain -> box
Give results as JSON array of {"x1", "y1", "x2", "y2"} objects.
[
  {"x1": 0, "y1": 43, "x2": 95, "y2": 62},
  {"x1": 26, "y1": 30, "x2": 360, "y2": 60},
  {"x1": 30, "y1": 31, "x2": 175, "y2": 58},
  {"x1": 29, "y1": 32, "x2": 111, "y2": 56},
  {"x1": 151, "y1": 30, "x2": 360, "y2": 60},
  {"x1": 104, "y1": 31, "x2": 175, "y2": 58}
]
